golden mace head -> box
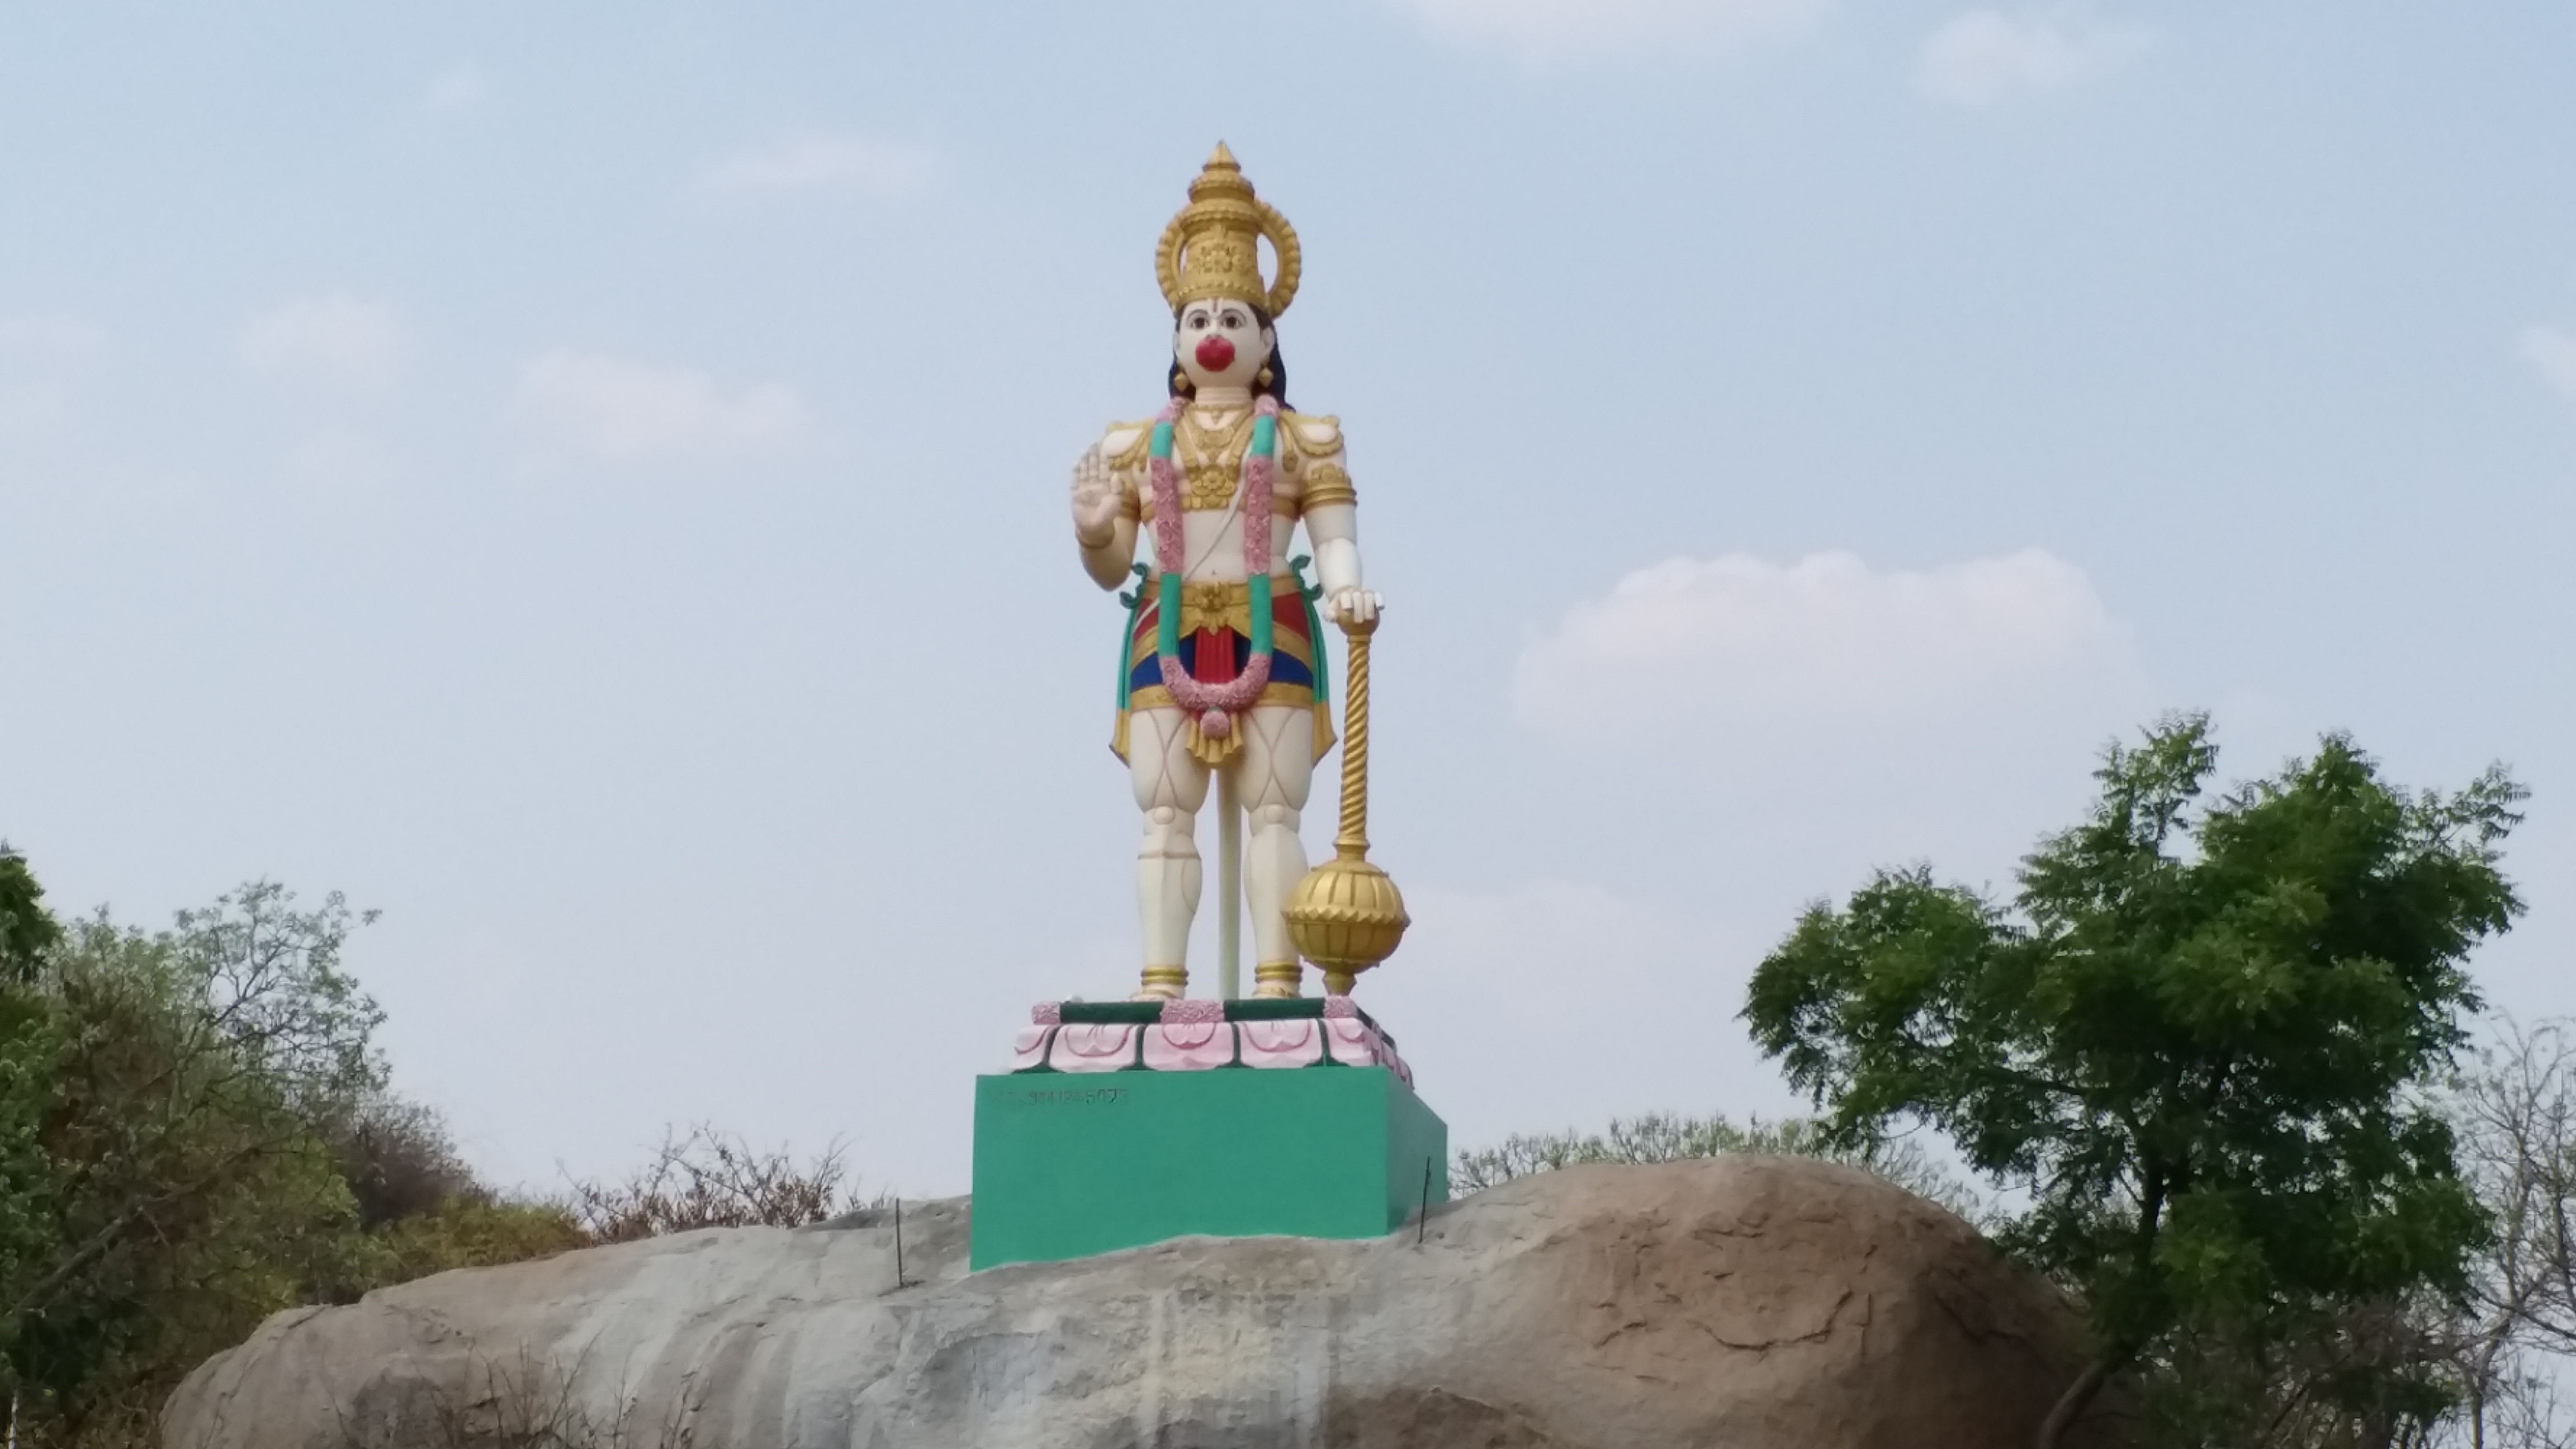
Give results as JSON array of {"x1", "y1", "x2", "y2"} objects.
[{"x1": 1284, "y1": 852, "x2": 1408, "y2": 997}]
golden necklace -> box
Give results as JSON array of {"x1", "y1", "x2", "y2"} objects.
[{"x1": 1177, "y1": 406, "x2": 1255, "y2": 511}]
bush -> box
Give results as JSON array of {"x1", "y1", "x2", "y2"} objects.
[
  {"x1": 320, "y1": 1093, "x2": 477, "y2": 1231},
  {"x1": 1452, "y1": 1110, "x2": 1985, "y2": 1220},
  {"x1": 378, "y1": 1196, "x2": 588, "y2": 1285},
  {"x1": 564, "y1": 1124, "x2": 868, "y2": 1243},
  {"x1": 0, "y1": 855, "x2": 865, "y2": 1447}
]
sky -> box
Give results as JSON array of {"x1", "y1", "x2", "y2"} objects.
[{"x1": 4, "y1": 1, "x2": 2574, "y2": 1200}]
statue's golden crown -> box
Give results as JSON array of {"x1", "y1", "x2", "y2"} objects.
[{"x1": 1157, "y1": 143, "x2": 1301, "y2": 319}]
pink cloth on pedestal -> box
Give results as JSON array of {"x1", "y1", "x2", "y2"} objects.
[
  {"x1": 1144, "y1": 1019, "x2": 1238, "y2": 1070},
  {"x1": 1048, "y1": 1022, "x2": 1140, "y2": 1073},
  {"x1": 1010, "y1": 1025, "x2": 1055, "y2": 1072},
  {"x1": 1238, "y1": 1019, "x2": 1324, "y2": 1068}
]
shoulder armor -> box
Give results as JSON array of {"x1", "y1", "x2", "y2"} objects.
[
  {"x1": 1101, "y1": 420, "x2": 1156, "y2": 471},
  {"x1": 1284, "y1": 412, "x2": 1343, "y2": 458}
]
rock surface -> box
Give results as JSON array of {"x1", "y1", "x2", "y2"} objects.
[{"x1": 165, "y1": 1157, "x2": 2114, "y2": 1448}]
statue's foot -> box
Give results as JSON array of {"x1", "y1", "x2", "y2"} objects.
[
  {"x1": 1134, "y1": 966, "x2": 1186, "y2": 1001},
  {"x1": 1251, "y1": 960, "x2": 1304, "y2": 1000}
]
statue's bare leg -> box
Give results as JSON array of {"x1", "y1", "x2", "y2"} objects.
[
  {"x1": 1233, "y1": 704, "x2": 1315, "y2": 998},
  {"x1": 1129, "y1": 707, "x2": 1209, "y2": 998}
]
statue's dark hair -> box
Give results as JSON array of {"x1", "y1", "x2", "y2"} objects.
[{"x1": 1168, "y1": 304, "x2": 1289, "y2": 409}]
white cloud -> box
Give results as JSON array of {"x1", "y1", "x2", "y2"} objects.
[
  {"x1": 1398, "y1": 0, "x2": 1826, "y2": 64},
  {"x1": 1516, "y1": 548, "x2": 2133, "y2": 733},
  {"x1": 1504, "y1": 550, "x2": 2154, "y2": 981},
  {"x1": 515, "y1": 348, "x2": 823, "y2": 463},
  {"x1": 237, "y1": 292, "x2": 413, "y2": 392},
  {"x1": 1914, "y1": 6, "x2": 2152, "y2": 107},
  {"x1": 2520, "y1": 324, "x2": 2576, "y2": 405},
  {"x1": 427, "y1": 64, "x2": 486, "y2": 113},
  {"x1": 698, "y1": 134, "x2": 935, "y2": 198}
]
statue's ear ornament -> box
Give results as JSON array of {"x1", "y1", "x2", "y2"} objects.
[{"x1": 1156, "y1": 142, "x2": 1301, "y2": 320}]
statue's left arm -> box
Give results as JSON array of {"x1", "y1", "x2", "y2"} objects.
[{"x1": 1291, "y1": 416, "x2": 1379, "y2": 624}]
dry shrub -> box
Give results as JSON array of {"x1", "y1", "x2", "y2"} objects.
[
  {"x1": 564, "y1": 1125, "x2": 860, "y2": 1244},
  {"x1": 380, "y1": 1197, "x2": 588, "y2": 1284},
  {"x1": 1453, "y1": 1111, "x2": 1986, "y2": 1222},
  {"x1": 323, "y1": 1095, "x2": 477, "y2": 1230}
]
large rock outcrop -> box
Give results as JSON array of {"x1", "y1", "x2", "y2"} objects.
[{"x1": 165, "y1": 1157, "x2": 2113, "y2": 1448}]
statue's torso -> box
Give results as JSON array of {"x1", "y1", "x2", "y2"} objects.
[{"x1": 1098, "y1": 405, "x2": 1352, "y2": 584}]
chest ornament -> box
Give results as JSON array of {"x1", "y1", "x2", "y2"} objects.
[
  {"x1": 1178, "y1": 409, "x2": 1256, "y2": 510},
  {"x1": 1146, "y1": 395, "x2": 1281, "y2": 743}
]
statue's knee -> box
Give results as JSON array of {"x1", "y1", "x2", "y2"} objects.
[
  {"x1": 1250, "y1": 803, "x2": 1300, "y2": 834},
  {"x1": 1142, "y1": 805, "x2": 1198, "y2": 855}
]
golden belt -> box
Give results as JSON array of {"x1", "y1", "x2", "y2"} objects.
[{"x1": 1156, "y1": 573, "x2": 1295, "y2": 637}]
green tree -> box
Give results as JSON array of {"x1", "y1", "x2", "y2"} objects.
[
  {"x1": 2, "y1": 882, "x2": 386, "y2": 1441},
  {"x1": 0, "y1": 844, "x2": 63, "y2": 982},
  {"x1": 0, "y1": 855, "x2": 718, "y2": 1446},
  {"x1": 1742, "y1": 715, "x2": 2522, "y2": 1448}
]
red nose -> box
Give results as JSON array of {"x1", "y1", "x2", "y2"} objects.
[{"x1": 1194, "y1": 335, "x2": 1237, "y2": 372}]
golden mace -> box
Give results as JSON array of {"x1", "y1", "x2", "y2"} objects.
[{"x1": 1284, "y1": 614, "x2": 1409, "y2": 995}]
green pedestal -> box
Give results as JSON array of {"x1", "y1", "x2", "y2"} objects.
[{"x1": 970, "y1": 1066, "x2": 1448, "y2": 1271}]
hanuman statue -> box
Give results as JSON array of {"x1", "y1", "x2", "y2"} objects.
[{"x1": 1068, "y1": 145, "x2": 1380, "y2": 1003}]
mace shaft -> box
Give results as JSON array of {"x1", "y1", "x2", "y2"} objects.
[{"x1": 1334, "y1": 617, "x2": 1377, "y2": 856}]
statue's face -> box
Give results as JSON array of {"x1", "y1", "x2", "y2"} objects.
[{"x1": 1174, "y1": 299, "x2": 1274, "y2": 392}]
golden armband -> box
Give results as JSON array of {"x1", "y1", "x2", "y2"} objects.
[{"x1": 1301, "y1": 463, "x2": 1357, "y2": 511}]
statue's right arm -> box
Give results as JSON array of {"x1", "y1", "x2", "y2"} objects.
[{"x1": 1072, "y1": 429, "x2": 1143, "y2": 591}]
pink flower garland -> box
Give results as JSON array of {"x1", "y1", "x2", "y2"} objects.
[{"x1": 1148, "y1": 394, "x2": 1277, "y2": 740}]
